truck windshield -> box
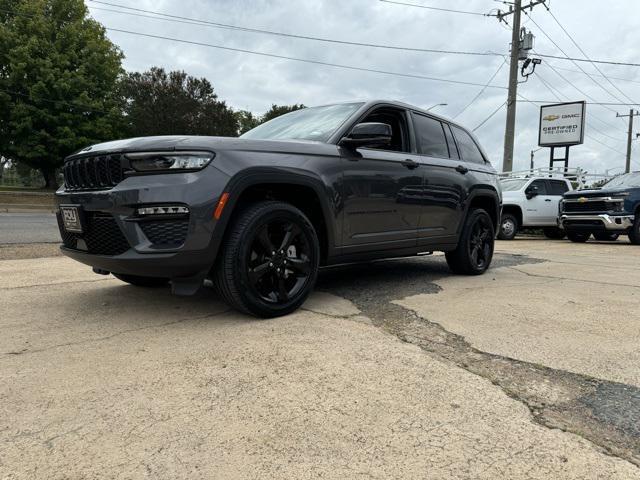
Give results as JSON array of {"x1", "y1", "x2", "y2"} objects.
[
  {"x1": 500, "y1": 179, "x2": 529, "y2": 191},
  {"x1": 604, "y1": 172, "x2": 640, "y2": 188},
  {"x1": 241, "y1": 103, "x2": 363, "y2": 142}
]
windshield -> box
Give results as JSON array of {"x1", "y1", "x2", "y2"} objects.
[
  {"x1": 241, "y1": 102, "x2": 363, "y2": 142},
  {"x1": 500, "y1": 179, "x2": 529, "y2": 191},
  {"x1": 603, "y1": 172, "x2": 640, "y2": 188}
]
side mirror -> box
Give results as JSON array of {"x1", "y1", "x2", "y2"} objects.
[
  {"x1": 525, "y1": 185, "x2": 539, "y2": 199},
  {"x1": 339, "y1": 122, "x2": 392, "y2": 149}
]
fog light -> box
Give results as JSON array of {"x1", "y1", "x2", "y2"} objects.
[{"x1": 137, "y1": 206, "x2": 189, "y2": 215}]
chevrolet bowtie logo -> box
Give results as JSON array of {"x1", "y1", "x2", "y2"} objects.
[
  {"x1": 578, "y1": 197, "x2": 588, "y2": 203},
  {"x1": 543, "y1": 114, "x2": 560, "y2": 121}
]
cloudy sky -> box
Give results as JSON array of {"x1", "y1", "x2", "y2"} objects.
[{"x1": 86, "y1": 0, "x2": 640, "y2": 174}]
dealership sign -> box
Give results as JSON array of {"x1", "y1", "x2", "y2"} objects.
[{"x1": 538, "y1": 101, "x2": 586, "y2": 147}]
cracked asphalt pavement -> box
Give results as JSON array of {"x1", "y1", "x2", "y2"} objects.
[{"x1": 1, "y1": 238, "x2": 639, "y2": 478}]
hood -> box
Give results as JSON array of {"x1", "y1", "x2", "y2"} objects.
[
  {"x1": 66, "y1": 135, "x2": 334, "y2": 160},
  {"x1": 564, "y1": 187, "x2": 631, "y2": 199}
]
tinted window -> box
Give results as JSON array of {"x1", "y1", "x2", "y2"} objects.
[
  {"x1": 529, "y1": 179, "x2": 549, "y2": 195},
  {"x1": 452, "y1": 126, "x2": 485, "y2": 164},
  {"x1": 548, "y1": 180, "x2": 569, "y2": 195},
  {"x1": 413, "y1": 114, "x2": 448, "y2": 158},
  {"x1": 443, "y1": 124, "x2": 459, "y2": 159}
]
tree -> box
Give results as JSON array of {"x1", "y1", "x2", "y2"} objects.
[
  {"x1": 0, "y1": 0, "x2": 125, "y2": 188},
  {"x1": 236, "y1": 110, "x2": 261, "y2": 135},
  {"x1": 121, "y1": 68, "x2": 238, "y2": 137},
  {"x1": 261, "y1": 104, "x2": 306, "y2": 123}
]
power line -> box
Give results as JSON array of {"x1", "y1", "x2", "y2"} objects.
[
  {"x1": 535, "y1": 53, "x2": 640, "y2": 68},
  {"x1": 102, "y1": 27, "x2": 509, "y2": 89},
  {"x1": 544, "y1": 6, "x2": 638, "y2": 106},
  {"x1": 472, "y1": 102, "x2": 506, "y2": 132},
  {"x1": 86, "y1": 1, "x2": 499, "y2": 57},
  {"x1": 524, "y1": 12, "x2": 628, "y2": 106},
  {"x1": 378, "y1": 0, "x2": 487, "y2": 16},
  {"x1": 545, "y1": 63, "x2": 640, "y2": 86},
  {"x1": 453, "y1": 58, "x2": 507, "y2": 119}
]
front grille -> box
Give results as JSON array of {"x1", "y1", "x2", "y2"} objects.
[
  {"x1": 57, "y1": 212, "x2": 130, "y2": 256},
  {"x1": 63, "y1": 155, "x2": 125, "y2": 190},
  {"x1": 563, "y1": 201, "x2": 609, "y2": 213},
  {"x1": 139, "y1": 218, "x2": 189, "y2": 247}
]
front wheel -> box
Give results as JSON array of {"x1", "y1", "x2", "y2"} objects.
[
  {"x1": 497, "y1": 213, "x2": 518, "y2": 240},
  {"x1": 628, "y1": 216, "x2": 640, "y2": 245},
  {"x1": 567, "y1": 231, "x2": 590, "y2": 243},
  {"x1": 593, "y1": 232, "x2": 619, "y2": 241},
  {"x1": 113, "y1": 273, "x2": 169, "y2": 287},
  {"x1": 214, "y1": 201, "x2": 320, "y2": 318},
  {"x1": 446, "y1": 208, "x2": 495, "y2": 275}
]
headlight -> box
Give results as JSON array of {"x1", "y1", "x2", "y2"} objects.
[{"x1": 126, "y1": 151, "x2": 214, "y2": 172}]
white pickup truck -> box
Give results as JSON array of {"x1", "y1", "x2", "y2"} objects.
[{"x1": 498, "y1": 177, "x2": 574, "y2": 240}]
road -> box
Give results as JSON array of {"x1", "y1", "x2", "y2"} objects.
[
  {"x1": 0, "y1": 212, "x2": 58, "y2": 244},
  {"x1": 1, "y1": 239, "x2": 639, "y2": 478}
]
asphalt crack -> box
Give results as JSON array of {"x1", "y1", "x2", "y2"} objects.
[{"x1": 318, "y1": 253, "x2": 640, "y2": 468}]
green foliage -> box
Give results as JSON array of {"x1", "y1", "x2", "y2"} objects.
[
  {"x1": 0, "y1": 0, "x2": 125, "y2": 188},
  {"x1": 120, "y1": 67, "x2": 238, "y2": 137},
  {"x1": 261, "y1": 104, "x2": 306, "y2": 123},
  {"x1": 236, "y1": 110, "x2": 261, "y2": 135}
]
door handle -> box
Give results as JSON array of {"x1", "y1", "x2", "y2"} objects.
[
  {"x1": 401, "y1": 159, "x2": 419, "y2": 169},
  {"x1": 545, "y1": 199, "x2": 552, "y2": 202},
  {"x1": 455, "y1": 165, "x2": 469, "y2": 174}
]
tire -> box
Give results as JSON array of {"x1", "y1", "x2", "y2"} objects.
[
  {"x1": 214, "y1": 201, "x2": 320, "y2": 318},
  {"x1": 567, "y1": 231, "x2": 590, "y2": 243},
  {"x1": 497, "y1": 213, "x2": 518, "y2": 240},
  {"x1": 113, "y1": 273, "x2": 169, "y2": 287},
  {"x1": 629, "y1": 215, "x2": 640, "y2": 245},
  {"x1": 446, "y1": 208, "x2": 495, "y2": 275},
  {"x1": 543, "y1": 227, "x2": 566, "y2": 240},
  {"x1": 593, "y1": 232, "x2": 620, "y2": 241}
]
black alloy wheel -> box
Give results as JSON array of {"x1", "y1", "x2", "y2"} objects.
[
  {"x1": 214, "y1": 201, "x2": 320, "y2": 317},
  {"x1": 246, "y1": 219, "x2": 313, "y2": 304},
  {"x1": 446, "y1": 208, "x2": 495, "y2": 275}
]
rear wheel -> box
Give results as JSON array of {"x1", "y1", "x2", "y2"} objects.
[
  {"x1": 593, "y1": 232, "x2": 620, "y2": 241},
  {"x1": 446, "y1": 208, "x2": 495, "y2": 275},
  {"x1": 629, "y1": 216, "x2": 640, "y2": 245},
  {"x1": 567, "y1": 231, "x2": 590, "y2": 243},
  {"x1": 113, "y1": 273, "x2": 169, "y2": 287},
  {"x1": 543, "y1": 227, "x2": 566, "y2": 239},
  {"x1": 214, "y1": 201, "x2": 320, "y2": 318},
  {"x1": 497, "y1": 213, "x2": 518, "y2": 240}
]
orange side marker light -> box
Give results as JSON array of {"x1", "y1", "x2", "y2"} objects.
[{"x1": 214, "y1": 192, "x2": 230, "y2": 220}]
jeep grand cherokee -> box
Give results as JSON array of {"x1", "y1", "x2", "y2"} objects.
[{"x1": 56, "y1": 100, "x2": 501, "y2": 317}]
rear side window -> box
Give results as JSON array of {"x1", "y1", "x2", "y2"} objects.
[
  {"x1": 451, "y1": 126, "x2": 485, "y2": 164},
  {"x1": 548, "y1": 180, "x2": 569, "y2": 195},
  {"x1": 412, "y1": 113, "x2": 448, "y2": 158}
]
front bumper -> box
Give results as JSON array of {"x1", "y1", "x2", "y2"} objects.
[
  {"x1": 559, "y1": 213, "x2": 635, "y2": 232},
  {"x1": 55, "y1": 165, "x2": 230, "y2": 279}
]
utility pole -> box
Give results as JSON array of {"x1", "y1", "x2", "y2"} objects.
[
  {"x1": 616, "y1": 109, "x2": 639, "y2": 173},
  {"x1": 491, "y1": 0, "x2": 547, "y2": 172}
]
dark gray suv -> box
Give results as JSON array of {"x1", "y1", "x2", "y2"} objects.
[{"x1": 56, "y1": 100, "x2": 501, "y2": 317}]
